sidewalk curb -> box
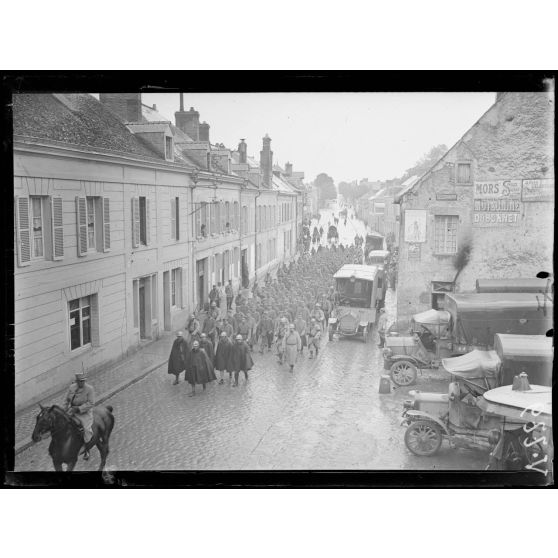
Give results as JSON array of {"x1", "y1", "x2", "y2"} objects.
[{"x1": 15, "y1": 359, "x2": 167, "y2": 456}]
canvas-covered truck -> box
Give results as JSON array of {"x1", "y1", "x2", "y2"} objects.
[
  {"x1": 445, "y1": 292, "x2": 552, "y2": 354},
  {"x1": 328, "y1": 264, "x2": 386, "y2": 342}
]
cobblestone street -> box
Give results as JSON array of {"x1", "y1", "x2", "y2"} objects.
[
  {"x1": 15, "y1": 302, "x2": 487, "y2": 472},
  {"x1": 14, "y1": 208, "x2": 489, "y2": 471}
]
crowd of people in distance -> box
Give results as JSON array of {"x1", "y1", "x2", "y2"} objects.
[{"x1": 168, "y1": 240, "x2": 365, "y2": 396}]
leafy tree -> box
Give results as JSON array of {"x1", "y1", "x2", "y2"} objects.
[
  {"x1": 313, "y1": 173, "x2": 336, "y2": 208},
  {"x1": 401, "y1": 144, "x2": 448, "y2": 181}
]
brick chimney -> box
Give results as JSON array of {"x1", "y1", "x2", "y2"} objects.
[
  {"x1": 99, "y1": 93, "x2": 142, "y2": 122},
  {"x1": 175, "y1": 97, "x2": 199, "y2": 141},
  {"x1": 199, "y1": 121, "x2": 210, "y2": 143},
  {"x1": 238, "y1": 139, "x2": 247, "y2": 164},
  {"x1": 285, "y1": 162, "x2": 293, "y2": 177},
  {"x1": 260, "y1": 134, "x2": 273, "y2": 188}
]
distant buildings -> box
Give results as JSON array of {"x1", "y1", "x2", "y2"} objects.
[
  {"x1": 394, "y1": 92, "x2": 554, "y2": 327},
  {"x1": 14, "y1": 93, "x2": 305, "y2": 409}
]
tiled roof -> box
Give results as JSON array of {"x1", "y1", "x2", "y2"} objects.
[{"x1": 13, "y1": 93, "x2": 162, "y2": 160}]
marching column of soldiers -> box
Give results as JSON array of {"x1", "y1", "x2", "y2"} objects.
[{"x1": 168, "y1": 229, "x2": 364, "y2": 395}]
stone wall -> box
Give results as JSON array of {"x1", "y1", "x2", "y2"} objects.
[{"x1": 396, "y1": 92, "x2": 554, "y2": 329}]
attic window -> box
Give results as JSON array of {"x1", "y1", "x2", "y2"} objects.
[
  {"x1": 165, "y1": 137, "x2": 173, "y2": 160},
  {"x1": 456, "y1": 163, "x2": 471, "y2": 184}
]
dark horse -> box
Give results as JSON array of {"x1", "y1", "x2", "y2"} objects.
[{"x1": 32, "y1": 404, "x2": 115, "y2": 471}]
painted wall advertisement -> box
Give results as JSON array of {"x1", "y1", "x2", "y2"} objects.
[
  {"x1": 521, "y1": 178, "x2": 554, "y2": 202},
  {"x1": 404, "y1": 209, "x2": 427, "y2": 242},
  {"x1": 473, "y1": 180, "x2": 521, "y2": 227}
]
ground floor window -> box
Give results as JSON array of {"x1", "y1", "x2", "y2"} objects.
[{"x1": 69, "y1": 295, "x2": 92, "y2": 351}]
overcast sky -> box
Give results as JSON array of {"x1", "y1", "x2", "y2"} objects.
[{"x1": 141, "y1": 92, "x2": 496, "y2": 183}]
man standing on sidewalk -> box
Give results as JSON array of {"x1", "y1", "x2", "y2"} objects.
[
  {"x1": 168, "y1": 331, "x2": 188, "y2": 385},
  {"x1": 377, "y1": 308, "x2": 389, "y2": 348}
]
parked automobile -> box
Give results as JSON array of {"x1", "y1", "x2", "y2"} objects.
[
  {"x1": 401, "y1": 342, "x2": 553, "y2": 462},
  {"x1": 328, "y1": 264, "x2": 385, "y2": 342},
  {"x1": 383, "y1": 309, "x2": 454, "y2": 386}
]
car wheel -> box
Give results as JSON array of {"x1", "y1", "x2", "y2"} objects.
[
  {"x1": 404, "y1": 420, "x2": 443, "y2": 456},
  {"x1": 390, "y1": 360, "x2": 418, "y2": 386}
]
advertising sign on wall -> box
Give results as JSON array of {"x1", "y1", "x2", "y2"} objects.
[
  {"x1": 404, "y1": 210, "x2": 427, "y2": 242},
  {"x1": 522, "y1": 178, "x2": 554, "y2": 202},
  {"x1": 473, "y1": 180, "x2": 522, "y2": 227}
]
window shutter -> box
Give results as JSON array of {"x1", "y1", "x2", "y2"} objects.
[
  {"x1": 131, "y1": 197, "x2": 139, "y2": 248},
  {"x1": 175, "y1": 198, "x2": 179, "y2": 240},
  {"x1": 170, "y1": 197, "x2": 176, "y2": 240},
  {"x1": 76, "y1": 196, "x2": 88, "y2": 256},
  {"x1": 102, "y1": 197, "x2": 111, "y2": 251},
  {"x1": 145, "y1": 197, "x2": 151, "y2": 245},
  {"x1": 195, "y1": 202, "x2": 201, "y2": 236},
  {"x1": 51, "y1": 196, "x2": 64, "y2": 260},
  {"x1": 15, "y1": 196, "x2": 31, "y2": 266}
]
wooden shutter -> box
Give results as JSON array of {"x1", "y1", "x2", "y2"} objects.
[
  {"x1": 15, "y1": 196, "x2": 31, "y2": 266},
  {"x1": 145, "y1": 198, "x2": 151, "y2": 245},
  {"x1": 131, "y1": 197, "x2": 139, "y2": 248},
  {"x1": 102, "y1": 197, "x2": 111, "y2": 251},
  {"x1": 76, "y1": 196, "x2": 87, "y2": 256},
  {"x1": 51, "y1": 196, "x2": 64, "y2": 260},
  {"x1": 175, "y1": 197, "x2": 179, "y2": 240},
  {"x1": 170, "y1": 197, "x2": 176, "y2": 240},
  {"x1": 195, "y1": 202, "x2": 201, "y2": 236}
]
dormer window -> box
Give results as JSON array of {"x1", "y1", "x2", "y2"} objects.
[{"x1": 165, "y1": 136, "x2": 174, "y2": 161}]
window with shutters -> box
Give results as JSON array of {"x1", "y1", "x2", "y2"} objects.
[
  {"x1": 16, "y1": 195, "x2": 67, "y2": 265},
  {"x1": 434, "y1": 215, "x2": 459, "y2": 255},
  {"x1": 170, "y1": 268, "x2": 182, "y2": 308},
  {"x1": 456, "y1": 162, "x2": 472, "y2": 184},
  {"x1": 69, "y1": 295, "x2": 93, "y2": 351}
]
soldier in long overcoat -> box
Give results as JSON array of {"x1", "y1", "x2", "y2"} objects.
[
  {"x1": 229, "y1": 334, "x2": 254, "y2": 387},
  {"x1": 168, "y1": 331, "x2": 188, "y2": 385},
  {"x1": 282, "y1": 324, "x2": 301, "y2": 373},
  {"x1": 185, "y1": 340, "x2": 216, "y2": 396},
  {"x1": 199, "y1": 332, "x2": 214, "y2": 362},
  {"x1": 214, "y1": 331, "x2": 233, "y2": 384}
]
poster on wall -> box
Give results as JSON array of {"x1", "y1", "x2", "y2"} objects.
[
  {"x1": 522, "y1": 178, "x2": 555, "y2": 202},
  {"x1": 407, "y1": 243, "x2": 421, "y2": 260},
  {"x1": 404, "y1": 210, "x2": 427, "y2": 243},
  {"x1": 473, "y1": 180, "x2": 522, "y2": 227}
]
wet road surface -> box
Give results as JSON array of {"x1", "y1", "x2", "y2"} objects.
[{"x1": 14, "y1": 207, "x2": 488, "y2": 471}]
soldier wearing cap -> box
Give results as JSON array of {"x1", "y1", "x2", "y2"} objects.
[{"x1": 64, "y1": 370, "x2": 95, "y2": 460}]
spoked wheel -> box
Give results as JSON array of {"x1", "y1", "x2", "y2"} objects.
[
  {"x1": 404, "y1": 420, "x2": 443, "y2": 456},
  {"x1": 390, "y1": 360, "x2": 418, "y2": 386}
]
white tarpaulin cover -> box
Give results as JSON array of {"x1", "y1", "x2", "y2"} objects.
[{"x1": 441, "y1": 349, "x2": 501, "y2": 379}]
